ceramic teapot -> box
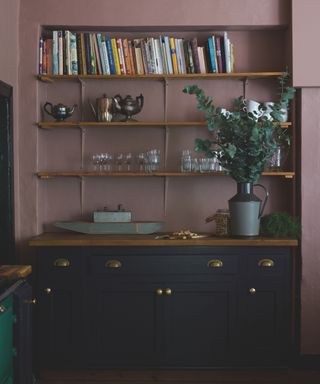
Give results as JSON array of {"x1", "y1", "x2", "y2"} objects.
[
  {"x1": 113, "y1": 94, "x2": 144, "y2": 121},
  {"x1": 43, "y1": 102, "x2": 76, "y2": 121},
  {"x1": 89, "y1": 94, "x2": 116, "y2": 122}
]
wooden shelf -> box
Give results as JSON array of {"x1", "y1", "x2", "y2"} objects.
[
  {"x1": 37, "y1": 121, "x2": 292, "y2": 129},
  {"x1": 38, "y1": 72, "x2": 284, "y2": 82},
  {"x1": 36, "y1": 171, "x2": 295, "y2": 179}
]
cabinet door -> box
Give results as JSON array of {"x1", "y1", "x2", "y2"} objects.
[
  {"x1": 237, "y1": 279, "x2": 291, "y2": 365},
  {"x1": 36, "y1": 248, "x2": 85, "y2": 368},
  {"x1": 87, "y1": 282, "x2": 162, "y2": 367},
  {"x1": 162, "y1": 281, "x2": 236, "y2": 367}
]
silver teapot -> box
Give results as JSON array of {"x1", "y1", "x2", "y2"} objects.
[
  {"x1": 113, "y1": 94, "x2": 144, "y2": 121},
  {"x1": 89, "y1": 94, "x2": 117, "y2": 122},
  {"x1": 43, "y1": 102, "x2": 76, "y2": 121}
]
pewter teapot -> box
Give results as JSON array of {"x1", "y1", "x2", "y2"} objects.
[
  {"x1": 44, "y1": 102, "x2": 76, "y2": 121},
  {"x1": 113, "y1": 94, "x2": 144, "y2": 121},
  {"x1": 89, "y1": 94, "x2": 116, "y2": 122}
]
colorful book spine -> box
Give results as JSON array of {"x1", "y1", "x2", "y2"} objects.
[
  {"x1": 76, "y1": 33, "x2": 83, "y2": 74},
  {"x1": 93, "y1": 33, "x2": 102, "y2": 75},
  {"x1": 97, "y1": 33, "x2": 107, "y2": 75},
  {"x1": 65, "y1": 30, "x2": 71, "y2": 75},
  {"x1": 215, "y1": 35, "x2": 223, "y2": 73},
  {"x1": 70, "y1": 32, "x2": 78, "y2": 75},
  {"x1": 223, "y1": 31, "x2": 231, "y2": 73},
  {"x1": 164, "y1": 36, "x2": 173, "y2": 74},
  {"x1": 190, "y1": 37, "x2": 200, "y2": 73},
  {"x1": 80, "y1": 33, "x2": 87, "y2": 75},
  {"x1": 133, "y1": 39, "x2": 144, "y2": 74},
  {"x1": 178, "y1": 39, "x2": 187, "y2": 74},
  {"x1": 101, "y1": 35, "x2": 111, "y2": 75},
  {"x1": 42, "y1": 39, "x2": 47, "y2": 74},
  {"x1": 58, "y1": 30, "x2": 64, "y2": 75},
  {"x1": 208, "y1": 36, "x2": 217, "y2": 73},
  {"x1": 141, "y1": 39, "x2": 150, "y2": 74},
  {"x1": 116, "y1": 38, "x2": 126, "y2": 74},
  {"x1": 84, "y1": 33, "x2": 91, "y2": 74},
  {"x1": 111, "y1": 38, "x2": 121, "y2": 75},
  {"x1": 158, "y1": 36, "x2": 167, "y2": 74},
  {"x1": 175, "y1": 38, "x2": 182, "y2": 74},
  {"x1": 123, "y1": 38, "x2": 133, "y2": 75},
  {"x1": 89, "y1": 33, "x2": 97, "y2": 75},
  {"x1": 154, "y1": 38, "x2": 163, "y2": 74},
  {"x1": 52, "y1": 31, "x2": 59, "y2": 75},
  {"x1": 169, "y1": 37, "x2": 178, "y2": 74},
  {"x1": 197, "y1": 46, "x2": 206, "y2": 74},
  {"x1": 46, "y1": 38, "x2": 53, "y2": 75},
  {"x1": 39, "y1": 37, "x2": 43, "y2": 74},
  {"x1": 128, "y1": 40, "x2": 136, "y2": 75},
  {"x1": 106, "y1": 37, "x2": 116, "y2": 74}
]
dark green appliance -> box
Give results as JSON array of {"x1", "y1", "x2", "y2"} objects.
[{"x1": 0, "y1": 294, "x2": 14, "y2": 384}]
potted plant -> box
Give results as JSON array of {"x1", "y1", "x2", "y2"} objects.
[{"x1": 183, "y1": 73, "x2": 295, "y2": 237}]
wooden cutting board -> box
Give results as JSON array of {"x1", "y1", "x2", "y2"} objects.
[{"x1": 0, "y1": 265, "x2": 32, "y2": 280}]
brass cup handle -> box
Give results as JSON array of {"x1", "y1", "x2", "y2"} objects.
[
  {"x1": 53, "y1": 258, "x2": 70, "y2": 268},
  {"x1": 44, "y1": 288, "x2": 52, "y2": 294},
  {"x1": 165, "y1": 288, "x2": 173, "y2": 296},
  {"x1": 207, "y1": 259, "x2": 223, "y2": 268},
  {"x1": 156, "y1": 288, "x2": 163, "y2": 296},
  {"x1": 258, "y1": 259, "x2": 275, "y2": 268},
  {"x1": 24, "y1": 299, "x2": 37, "y2": 305},
  {"x1": 105, "y1": 260, "x2": 122, "y2": 269},
  {"x1": 249, "y1": 287, "x2": 256, "y2": 295}
]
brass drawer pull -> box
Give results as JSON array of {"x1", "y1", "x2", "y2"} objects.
[
  {"x1": 165, "y1": 288, "x2": 173, "y2": 296},
  {"x1": 105, "y1": 260, "x2": 122, "y2": 269},
  {"x1": 44, "y1": 288, "x2": 52, "y2": 294},
  {"x1": 249, "y1": 288, "x2": 256, "y2": 295},
  {"x1": 53, "y1": 258, "x2": 71, "y2": 268},
  {"x1": 0, "y1": 305, "x2": 6, "y2": 313},
  {"x1": 258, "y1": 259, "x2": 275, "y2": 268},
  {"x1": 208, "y1": 259, "x2": 223, "y2": 268},
  {"x1": 156, "y1": 288, "x2": 163, "y2": 296}
]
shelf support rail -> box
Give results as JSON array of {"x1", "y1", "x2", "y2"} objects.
[
  {"x1": 242, "y1": 77, "x2": 249, "y2": 99},
  {"x1": 163, "y1": 78, "x2": 169, "y2": 215}
]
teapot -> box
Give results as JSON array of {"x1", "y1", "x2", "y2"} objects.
[
  {"x1": 113, "y1": 94, "x2": 144, "y2": 121},
  {"x1": 89, "y1": 94, "x2": 116, "y2": 122},
  {"x1": 43, "y1": 102, "x2": 76, "y2": 121}
]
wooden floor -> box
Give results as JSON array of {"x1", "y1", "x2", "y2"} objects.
[{"x1": 37, "y1": 369, "x2": 320, "y2": 384}]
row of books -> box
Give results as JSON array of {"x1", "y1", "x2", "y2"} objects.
[{"x1": 39, "y1": 31, "x2": 235, "y2": 76}]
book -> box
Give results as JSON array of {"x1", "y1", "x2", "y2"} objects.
[
  {"x1": 76, "y1": 33, "x2": 83, "y2": 74},
  {"x1": 42, "y1": 39, "x2": 47, "y2": 74},
  {"x1": 184, "y1": 40, "x2": 195, "y2": 74},
  {"x1": 178, "y1": 38, "x2": 187, "y2": 74},
  {"x1": 161, "y1": 39, "x2": 169, "y2": 74},
  {"x1": 215, "y1": 35, "x2": 223, "y2": 73},
  {"x1": 133, "y1": 39, "x2": 144, "y2": 74},
  {"x1": 111, "y1": 38, "x2": 121, "y2": 75},
  {"x1": 128, "y1": 40, "x2": 136, "y2": 75},
  {"x1": 93, "y1": 33, "x2": 102, "y2": 75},
  {"x1": 141, "y1": 39, "x2": 150, "y2": 73},
  {"x1": 223, "y1": 31, "x2": 231, "y2": 73},
  {"x1": 58, "y1": 30, "x2": 64, "y2": 75},
  {"x1": 197, "y1": 46, "x2": 207, "y2": 74},
  {"x1": 89, "y1": 33, "x2": 97, "y2": 75},
  {"x1": 158, "y1": 36, "x2": 167, "y2": 74},
  {"x1": 64, "y1": 30, "x2": 71, "y2": 75},
  {"x1": 147, "y1": 38, "x2": 156, "y2": 74},
  {"x1": 175, "y1": 38, "x2": 182, "y2": 74},
  {"x1": 230, "y1": 42, "x2": 235, "y2": 72},
  {"x1": 154, "y1": 38, "x2": 164, "y2": 74},
  {"x1": 116, "y1": 38, "x2": 126, "y2": 75},
  {"x1": 70, "y1": 32, "x2": 78, "y2": 75},
  {"x1": 122, "y1": 38, "x2": 132, "y2": 75},
  {"x1": 169, "y1": 37, "x2": 178, "y2": 74},
  {"x1": 208, "y1": 36, "x2": 217, "y2": 73},
  {"x1": 39, "y1": 37, "x2": 43, "y2": 74},
  {"x1": 190, "y1": 37, "x2": 200, "y2": 73},
  {"x1": 106, "y1": 37, "x2": 116, "y2": 74},
  {"x1": 101, "y1": 35, "x2": 111, "y2": 75},
  {"x1": 97, "y1": 33, "x2": 107, "y2": 75},
  {"x1": 52, "y1": 31, "x2": 59, "y2": 75},
  {"x1": 164, "y1": 36, "x2": 173, "y2": 74},
  {"x1": 219, "y1": 35, "x2": 227, "y2": 72},
  {"x1": 46, "y1": 39, "x2": 53, "y2": 75},
  {"x1": 84, "y1": 33, "x2": 91, "y2": 74}
]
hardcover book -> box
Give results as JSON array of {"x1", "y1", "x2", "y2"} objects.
[{"x1": 70, "y1": 32, "x2": 78, "y2": 75}]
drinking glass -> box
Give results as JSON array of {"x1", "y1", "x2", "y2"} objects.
[
  {"x1": 124, "y1": 152, "x2": 133, "y2": 171},
  {"x1": 115, "y1": 153, "x2": 124, "y2": 172},
  {"x1": 137, "y1": 152, "x2": 146, "y2": 172}
]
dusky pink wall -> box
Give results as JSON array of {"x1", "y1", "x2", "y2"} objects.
[
  {"x1": 292, "y1": 0, "x2": 320, "y2": 354},
  {"x1": 0, "y1": 0, "x2": 20, "y2": 242},
  {"x1": 292, "y1": 0, "x2": 320, "y2": 87}
]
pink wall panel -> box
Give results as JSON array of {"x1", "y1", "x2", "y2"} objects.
[{"x1": 292, "y1": 0, "x2": 320, "y2": 87}]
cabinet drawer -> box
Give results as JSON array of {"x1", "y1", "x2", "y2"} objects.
[
  {"x1": 246, "y1": 249, "x2": 290, "y2": 277},
  {"x1": 37, "y1": 247, "x2": 84, "y2": 276},
  {"x1": 88, "y1": 252, "x2": 238, "y2": 276}
]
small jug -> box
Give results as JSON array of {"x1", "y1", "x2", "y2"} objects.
[{"x1": 89, "y1": 94, "x2": 115, "y2": 122}]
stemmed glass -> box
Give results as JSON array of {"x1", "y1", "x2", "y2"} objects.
[
  {"x1": 115, "y1": 153, "x2": 124, "y2": 172},
  {"x1": 137, "y1": 152, "x2": 146, "y2": 172},
  {"x1": 124, "y1": 152, "x2": 133, "y2": 171}
]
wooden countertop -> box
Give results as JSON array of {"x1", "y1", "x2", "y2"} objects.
[
  {"x1": 0, "y1": 265, "x2": 32, "y2": 280},
  {"x1": 29, "y1": 232, "x2": 298, "y2": 247}
]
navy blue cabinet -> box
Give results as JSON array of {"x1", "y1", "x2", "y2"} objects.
[{"x1": 35, "y1": 246, "x2": 293, "y2": 369}]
